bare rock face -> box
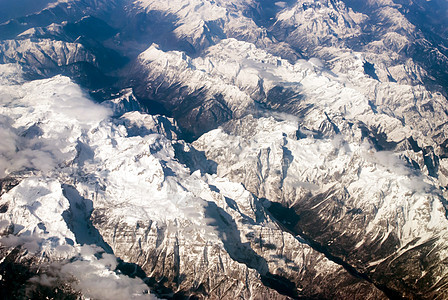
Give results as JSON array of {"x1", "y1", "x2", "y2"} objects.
[
  {"x1": 76, "y1": 107, "x2": 385, "y2": 299},
  {"x1": 100, "y1": 89, "x2": 146, "y2": 117},
  {"x1": 194, "y1": 114, "x2": 448, "y2": 299},
  {"x1": 0, "y1": 67, "x2": 385, "y2": 299},
  {"x1": 0, "y1": 39, "x2": 95, "y2": 70},
  {"x1": 89, "y1": 175, "x2": 386, "y2": 299}
]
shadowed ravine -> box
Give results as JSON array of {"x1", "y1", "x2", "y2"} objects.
[
  {"x1": 205, "y1": 200, "x2": 300, "y2": 299},
  {"x1": 265, "y1": 200, "x2": 405, "y2": 300}
]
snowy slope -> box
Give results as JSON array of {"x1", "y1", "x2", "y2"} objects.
[
  {"x1": 130, "y1": 0, "x2": 296, "y2": 58},
  {"x1": 194, "y1": 114, "x2": 448, "y2": 298},
  {"x1": 1, "y1": 0, "x2": 448, "y2": 298},
  {"x1": 0, "y1": 66, "x2": 386, "y2": 298},
  {"x1": 0, "y1": 65, "x2": 158, "y2": 299},
  {"x1": 0, "y1": 39, "x2": 96, "y2": 72},
  {"x1": 133, "y1": 37, "x2": 448, "y2": 175},
  {"x1": 126, "y1": 2, "x2": 448, "y2": 296}
]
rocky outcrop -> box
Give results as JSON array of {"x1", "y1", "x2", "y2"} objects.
[
  {"x1": 194, "y1": 114, "x2": 448, "y2": 299},
  {"x1": 1, "y1": 0, "x2": 448, "y2": 299}
]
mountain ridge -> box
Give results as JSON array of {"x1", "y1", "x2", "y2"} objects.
[{"x1": 1, "y1": 0, "x2": 448, "y2": 299}]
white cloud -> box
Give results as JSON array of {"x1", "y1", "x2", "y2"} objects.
[
  {"x1": 0, "y1": 66, "x2": 157, "y2": 298},
  {"x1": 0, "y1": 65, "x2": 110, "y2": 177},
  {"x1": 28, "y1": 245, "x2": 159, "y2": 300},
  {"x1": 0, "y1": 234, "x2": 43, "y2": 254}
]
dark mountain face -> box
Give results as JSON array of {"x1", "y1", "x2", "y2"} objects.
[
  {"x1": 339, "y1": 0, "x2": 448, "y2": 97},
  {"x1": 395, "y1": 0, "x2": 448, "y2": 38},
  {"x1": 1, "y1": 1, "x2": 448, "y2": 299},
  {"x1": 0, "y1": 0, "x2": 53, "y2": 23}
]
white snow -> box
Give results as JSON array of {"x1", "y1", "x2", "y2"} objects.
[{"x1": 0, "y1": 64, "x2": 345, "y2": 298}]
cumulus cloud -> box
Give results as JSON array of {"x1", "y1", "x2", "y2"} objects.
[
  {"x1": 60, "y1": 245, "x2": 157, "y2": 300},
  {"x1": 373, "y1": 150, "x2": 411, "y2": 175},
  {"x1": 28, "y1": 245, "x2": 159, "y2": 300},
  {"x1": 0, "y1": 117, "x2": 19, "y2": 177},
  {"x1": 308, "y1": 57, "x2": 324, "y2": 68},
  {"x1": 359, "y1": 141, "x2": 434, "y2": 194},
  {"x1": 275, "y1": 2, "x2": 287, "y2": 8},
  {"x1": 0, "y1": 116, "x2": 68, "y2": 177},
  {"x1": 0, "y1": 234, "x2": 158, "y2": 300},
  {"x1": 0, "y1": 233, "x2": 43, "y2": 254}
]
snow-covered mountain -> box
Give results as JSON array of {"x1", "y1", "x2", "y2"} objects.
[
  {"x1": 1, "y1": 0, "x2": 448, "y2": 299},
  {"x1": 0, "y1": 65, "x2": 385, "y2": 299}
]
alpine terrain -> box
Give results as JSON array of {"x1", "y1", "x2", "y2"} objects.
[{"x1": 1, "y1": 0, "x2": 448, "y2": 299}]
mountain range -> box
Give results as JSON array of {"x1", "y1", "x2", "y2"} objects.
[{"x1": 1, "y1": 0, "x2": 448, "y2": 299}]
